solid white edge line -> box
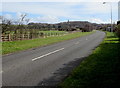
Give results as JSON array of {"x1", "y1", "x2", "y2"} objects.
[{"x1": 32, "y1": 48, "x2": 64, "y2": 61}]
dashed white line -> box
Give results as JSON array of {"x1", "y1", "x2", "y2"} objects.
[
  {"x1": 75, "y1": 42, "x2": 79, "y2": 44},
  {"x1": 0, "y1": 71, "x2": 3, "y2": 73},
  {"x1": 32, "y1": 48, "x2": 65, "y2": 61}
]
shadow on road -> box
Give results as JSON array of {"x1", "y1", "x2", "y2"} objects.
[{"x1": 37, "y1": 57, "x2": 87, "y2": 87}]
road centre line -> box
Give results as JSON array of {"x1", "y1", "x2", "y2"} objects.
[
  {"x1": 32, "y1": 48, "x2": 65, "y2": 61},
  {"x1": 0, "y1": 71, "x2": 3, "y2": 74},
  {"x1": 75, "y1": 42, "x2": 79, "y2": 44}
]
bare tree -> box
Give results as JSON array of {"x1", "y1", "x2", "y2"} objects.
[
  {"x1": 25, "y1": 19, "x2": 30, "y2": 24},
  {"x1": 1, "y1": 16, "x2": 13, "y2": 34},
  {"x1": 18, "y1": 13, "x2": 27, "y2": 25},
  {"x1": 16, "y1": 13, "x2": 28, "y2": 34}
]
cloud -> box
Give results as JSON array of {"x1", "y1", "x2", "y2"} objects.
[
  {"x1": 2, "y1": 0, "x2": 120, "y2": 2},
  {"x1": 30, "y1": 15, "x2": 59, "y2": 23},
  {"x1": 2, "y1": 2, "x2": 69, "y2": 17},
  {"x1": 89, "y1": 18, "x2": 118, "y2": 24},
  {"x1": 16, "y1": 12, "x2": 22, "y2": 18},
  {"x1": 1, "y1": 2, "x2": 118, "y2": 23},
  {"x1": 2, "y1": 2, "x2": 117, "y2": 15},
  {"x1": 89, "y1": 18, "x2": 108, "y2": 23},
  {"x1": 3, "y1": 14, "x2": 12, "y2": 20},
  {"x1": 70, "y1": 2, "x2": 118, "y2": 15}
]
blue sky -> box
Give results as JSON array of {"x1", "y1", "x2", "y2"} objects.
[{"x1": 1, "y1": 1, "x2": 119, "y2": 24}]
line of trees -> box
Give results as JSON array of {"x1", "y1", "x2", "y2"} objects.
[
  {"x1": 27, "y1": 21, "x2": 97, "y2": 32},
  {"x1": 1, "y1": 13, "x2": 101, "y2": 35}
]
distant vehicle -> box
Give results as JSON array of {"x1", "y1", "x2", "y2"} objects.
[{"x1": 106, "y1": 27, "x2": 111, "y2": 32}]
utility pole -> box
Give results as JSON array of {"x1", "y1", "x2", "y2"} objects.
[{"x1": 118, "y1": 1, "x2": 120, "y2": 21}]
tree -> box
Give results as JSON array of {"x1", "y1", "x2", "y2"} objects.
[
  {"x1": 17, "y1": 13, "x2": 30, "y2": 34},
  {"x1": 1, "y1": 16, "x2": 13, "y2": 34},
  {"x1": 115, "y1": 24, "x2": 120, "y2": 40}
]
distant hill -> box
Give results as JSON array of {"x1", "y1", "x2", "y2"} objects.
[{"x1": 28, "y1": 21, "x2": 100, "y2": 32}]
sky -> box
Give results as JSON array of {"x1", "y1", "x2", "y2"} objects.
[{"x1": 0, "y1": 0, "x2": 119, "y2": 24}]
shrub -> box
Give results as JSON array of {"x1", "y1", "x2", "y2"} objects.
[{"x1": 115, "y1": 24, "x2": 120, "y2": 40}]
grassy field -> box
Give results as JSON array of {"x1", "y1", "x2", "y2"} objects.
[
  {"x1": 7, "y1": 30, "x2": 66, "y2": 35},
  {"x1": 39, "y1": 30, "x2": 66, "y2": 33},
  {"x1": 2, "y1": 31, "x2": 94, "y2": 55},
  {"x1": 61, "y1": 32, "x2": 120, "y2": 88},
  {"x1": 39, "y1": 31, "x2": 67, "y2": 36}
]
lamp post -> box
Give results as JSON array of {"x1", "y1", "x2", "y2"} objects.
[
  {"x1": 117, "y1": 1, "x2": 120, "y2": 25},
  {"x1": 103, "y1": 2, "x2": 113, "y2": 32}
]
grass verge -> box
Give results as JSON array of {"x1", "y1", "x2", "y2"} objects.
[
  {"x1": 60, "y1": 32, "x2": 120, "y2": 88},
  {"x1": 2, "y1": 31, "x2": 94, "y2": 55}
]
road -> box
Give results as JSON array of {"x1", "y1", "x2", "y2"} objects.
[{"x1": 2, "y1": 31, "x2": 105, "y2": 86}]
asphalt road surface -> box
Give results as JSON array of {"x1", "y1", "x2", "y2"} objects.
[{"x1": 2, "y1": 31, "x2": 105, "y2": 86}]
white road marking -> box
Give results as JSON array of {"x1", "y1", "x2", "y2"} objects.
[
  {"x1": 86, "y1": 38, "x2": 88, "y2": 40},
  {"x1": 32, "y1": 48, "x2": 65, "y2": 61},
  {"x1": 75, "y1": 42, "x2": 79, "y2": 44},
  {"x1": 0, "y1": 71, "x2": 3, "y2": 73}
]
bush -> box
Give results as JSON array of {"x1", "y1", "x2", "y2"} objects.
[{"x1": 115, "y1": 24, "x2": 120, "y2": 40}]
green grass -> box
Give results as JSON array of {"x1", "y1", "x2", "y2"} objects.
[
  {"x1": 2, "y1": 31, "x2": 94, "y2": 55},
  {"x1": 4, "y1": 30, "x2": 66, "y2": 35},
  {"x1": 60, "y1": 32, "x2": 120, "y2": 88},
  {"x1": 39, "y1": 31, "x2": 67, "y2": 36},
  {"x1": 9, "y1": 30, "x2": 66, "y2": 34},
  {"x1": 39, "y1": 30, "x2": 66, "y2": 33}
]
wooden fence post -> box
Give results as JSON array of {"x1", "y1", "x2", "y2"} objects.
[
  {"x1": 22, "y1": 34, "x2": 24, "y2": 40},
  {"x1": 8, "y1": 34, "x2": 11, "y2": 41},
  {"x1": 28, "y1": 34, "x2": 29, "y2": 39}
]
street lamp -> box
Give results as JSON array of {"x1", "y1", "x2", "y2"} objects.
[{"x1": 103, "y1": 2, "x2": 113, "y2": 32}]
